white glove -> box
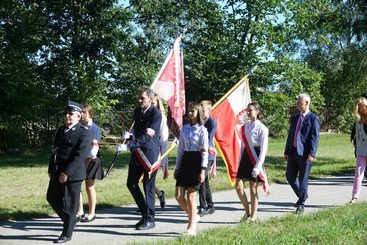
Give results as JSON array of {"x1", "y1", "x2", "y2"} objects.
[
  {"x1": 237, "y1": 113, "x2": 248, "y2": 125},
  {"x1": 122, "y1": 131, "x2": 132, "y2": 140},
  {"x1": 252, "y1": 167, "x2": 260, "y2": 178},
  {"x1": 117, "y1": 143, "x2": 129, "y2": 152}
]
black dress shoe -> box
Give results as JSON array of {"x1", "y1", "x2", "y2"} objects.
[
  {"x1": 295, "y1": 206, "x2": 304, "y2": 214},
  {"x1": 159, "y1": 191, "x2": 166, "y2": 208},
  {"x1": 81, "y1": 214, "x2": 96, "y2": 223},
  {"x1": 136, "y1": 221, "x2": 155, "y2": 230},
  {"x1": 206, "y1": 206, "x2": 215, "y2": 214},
  {"x1": 53, "y1": 235, "x2": 71, "y2": 243},
  {"x1": 198, "y1": 208, "x2": 207, "y2": 217},
  {"x1": 135, "y1": 218, "x2": 145, "y2": 228},
  {"x1": 75, "y1": 213, "x2": 85, "y2": 223}
]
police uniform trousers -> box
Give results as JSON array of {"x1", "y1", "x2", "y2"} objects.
[
  {"x1": 176, "y1": 151, "x2": 202, "y2": 190},
  {"x1": 46, "y1": 177, "x2": 82, "y2": 238},
  {"x1": 126, "y1": 154, "x2": 158, "y2": 223},
  {"x1": 236, "y1": 147, "x2": 263, "y2": 182}
]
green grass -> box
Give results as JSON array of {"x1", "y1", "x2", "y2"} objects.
[
  {"x1": 0, "y1": 133, "x2": 356, "y2": 222},
  {"x1": 145, "y1": 202, "x2": 367, "y2": 245}
]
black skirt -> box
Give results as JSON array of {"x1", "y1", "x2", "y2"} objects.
[
  {"x1": 176, "y1": 151, "x2": 202, "y2": 190},
  {"x1": 236, "y1": 147, "x2": 263, "y2": 182},
  {"x1": 86, "y1": 157, "x2": 104, "y2": 180}
]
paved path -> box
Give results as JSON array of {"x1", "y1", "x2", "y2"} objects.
[{"x1": 1, "y1": 175, "x2": 366, "y2": 245}]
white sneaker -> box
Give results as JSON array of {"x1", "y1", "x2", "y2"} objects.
[
  {"x1": 247, "y1": 217, "x2": 256, "y2": 222},
  {"x1": 183, "y1": 229, "x2": 196, "y2": 236},
  {"x1": 348, "y1": 199, "x2": 357, "y2": 204},
  {"x1": 195, "y1": 214, "x2": 201, "y2": 223}
]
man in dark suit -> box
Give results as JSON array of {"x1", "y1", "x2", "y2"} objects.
[
  {"x1": 47, "y1": 101, "x2": 93, "y2": 243},
  {"x1": 118, "y1": 86, "x2": 162, "y2": 230},
  {"x1": 284, "y1": 93, "x2": 320, "y2": 214}
]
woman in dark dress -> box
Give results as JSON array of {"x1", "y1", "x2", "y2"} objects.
[
  {"x1": 235, "y1": 102, "x2": 269, "y2": 222},
  {"x1": 174, "y1": 102, "x2": 208, "y2": 236}
]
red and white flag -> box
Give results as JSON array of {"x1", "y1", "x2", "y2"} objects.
[
  {"x1": 211, "y1": 76, "x2": 251, "y2": 186},
  {"x1": 151, "y1": 36, "x2": 185, "y2": 138}
]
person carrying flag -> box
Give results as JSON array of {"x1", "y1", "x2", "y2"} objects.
[{"x1": 118, "y1": 86, "x2": 162, "y2": 230}]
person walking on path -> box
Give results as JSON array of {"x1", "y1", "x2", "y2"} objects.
[
  {"x1": 235, "y1": 102, "x2": 269, "y2": 222},
  {"x1": 46, "y1": 101, "x2": 93, "y2": 243},
  {"x1": 350, "y1": 96, "x2": 367, "y2": 203},
  {"x1": 174, "y1": 102, "x2": 208, "y2": 236},
  {"x1": 197, "y1": 100, "x2": 217, "y2": 217},
  {"x1": 118, "y1": 86, "x2": 162, "y2": 230},
  {"x1": 152, "y1": 95, "x2": 168, "y2": 208},
  {"x1": 76, "y1": 104, "x2": 103, "y2": 223},
  {"x1": 284, "y1": 93, "x2": 320, "y2": 214}
]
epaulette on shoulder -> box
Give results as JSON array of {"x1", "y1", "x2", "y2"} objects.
[{"x1": 80, "y1": 124, "x2": 89, "y2": 130}]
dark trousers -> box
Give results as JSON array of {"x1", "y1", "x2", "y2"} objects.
[
  {"x1": 199, "y1": 160, "x2": 214, "y2": 209},
  {"x1": 127, "y1": 162, "x2": 157, "y2": 223},
  {"x1": 286, "y1": 150, "x2": 312, "y2": 207},
  {"x1": 46, "y1": 178, "x2": 82, "y2": 237}
]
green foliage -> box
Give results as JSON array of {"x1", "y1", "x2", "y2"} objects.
[
  {"x1": 289, "y1": 0, "x2": 367, "y2": 132},
  {"x1": 1, "y1": 0, "x2": 366, "y2": 148},
  {"x1": 0, "y1": 0, "x2": 131, "y2": 149}
]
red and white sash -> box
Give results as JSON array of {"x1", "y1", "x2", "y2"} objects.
[
  {"x1": 241, "y1": 124, "x2": 270, "y2": 194},
  {"x1": 134, "y1": 148, "x2": 161, "y2": 173}
]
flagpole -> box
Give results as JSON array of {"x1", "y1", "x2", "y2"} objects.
[{"x1": 211, "y1": 65, "x2": 258, "y2": 110}]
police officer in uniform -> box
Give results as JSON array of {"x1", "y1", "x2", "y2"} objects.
[
  {"x1": 118, "y1": 86, "x2": 162, "y2": 230},
  {"x1": 47, "y1": 101, "x2": 93, "y2": 243}
]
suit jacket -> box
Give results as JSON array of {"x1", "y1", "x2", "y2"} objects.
[
  {"x1": 128, "y1": 105, "x2": 162, "y2": 165},
  {"x1": 284, "y1": 111, "x2": 320, "y2": 158},
  {"x1": 204, "y1": 116, "x2": 217, "y2": 161},
  {"x1": 48, "y1": 122, "x2": 93, "y2": 181}
]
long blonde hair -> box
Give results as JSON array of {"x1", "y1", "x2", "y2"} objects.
[
  {"x1": 354, "y1": 97, "x2": 367, "y2": 123},
  {"x1": 153, "y1": 95, "x2": 166, "y2": 115}
]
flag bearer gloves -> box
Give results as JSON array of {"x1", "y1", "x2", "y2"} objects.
[
  {"x1": 117, "y1": 143, "x2": 129, "y2": 152},
  {"x1": 252, "y1": 167, "x2": 260, "y2": 178},
  {"x1": 122, "y1": 131, "x2": 132, "y2": 140}
]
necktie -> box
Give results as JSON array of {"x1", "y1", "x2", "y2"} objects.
[
  {"x1": 293, "y1": 114, "x2": 304, "y2": 148},
  {"x1": 140, "y1": 109, "x2": 144, "y2": 121}
]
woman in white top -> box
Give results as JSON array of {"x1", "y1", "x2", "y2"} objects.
[
  {"x1": 174, "y1": 102, "x2": 208, "y2": 236},
  {"x1": 350, "y1": 97, "x2": 367, "y2": 203},
  {"x1": 235, "y1": 102, "x2": 269, "y2": 221}
]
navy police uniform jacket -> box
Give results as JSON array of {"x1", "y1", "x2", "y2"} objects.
[
  {"x1": 128, "y1": 105, "x2": 162, "y2": 169},
  {"x1": 48, "y1": 122, "x2": 93, "y2": 181}
]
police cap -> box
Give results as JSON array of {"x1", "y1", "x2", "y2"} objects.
[{"x1": 64, "y1": 101, "x2": 83, "y2": 115}]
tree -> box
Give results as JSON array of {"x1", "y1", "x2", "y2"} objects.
[
  {"x1": 290, "y1": 0, "x2": 367, "y2": 131},
  {"x1": 124, "y1": 0, "x2": 324, "y2": 137},
  {"x1": 0, "y1": 0, "x2": 131, "y2": 149}
]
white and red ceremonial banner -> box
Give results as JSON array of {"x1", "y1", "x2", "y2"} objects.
[
  {"x1": 211, "y1": 76, "x2": 251, "y2": 186},
  {"x1": 151, "y1": 36, "x2": 185, "y2": 138},
  {"x1": 151, "y1": 36, "x2": 186, "y2": 176}
]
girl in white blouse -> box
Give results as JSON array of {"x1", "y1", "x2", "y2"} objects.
[
  {"x1": 174, "y1": 102, "x2": 208, "y2": 236},
  {"x1": 235, "y1": 102, "x2": 269, "y2": 222}
]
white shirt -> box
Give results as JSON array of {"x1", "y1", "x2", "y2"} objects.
[
  {"x1": 244, "y1": 120, "x2": 269, "y2": 168},
  {"x1": 175, "y1": 123, "x2": 209, "y2": 169}
]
